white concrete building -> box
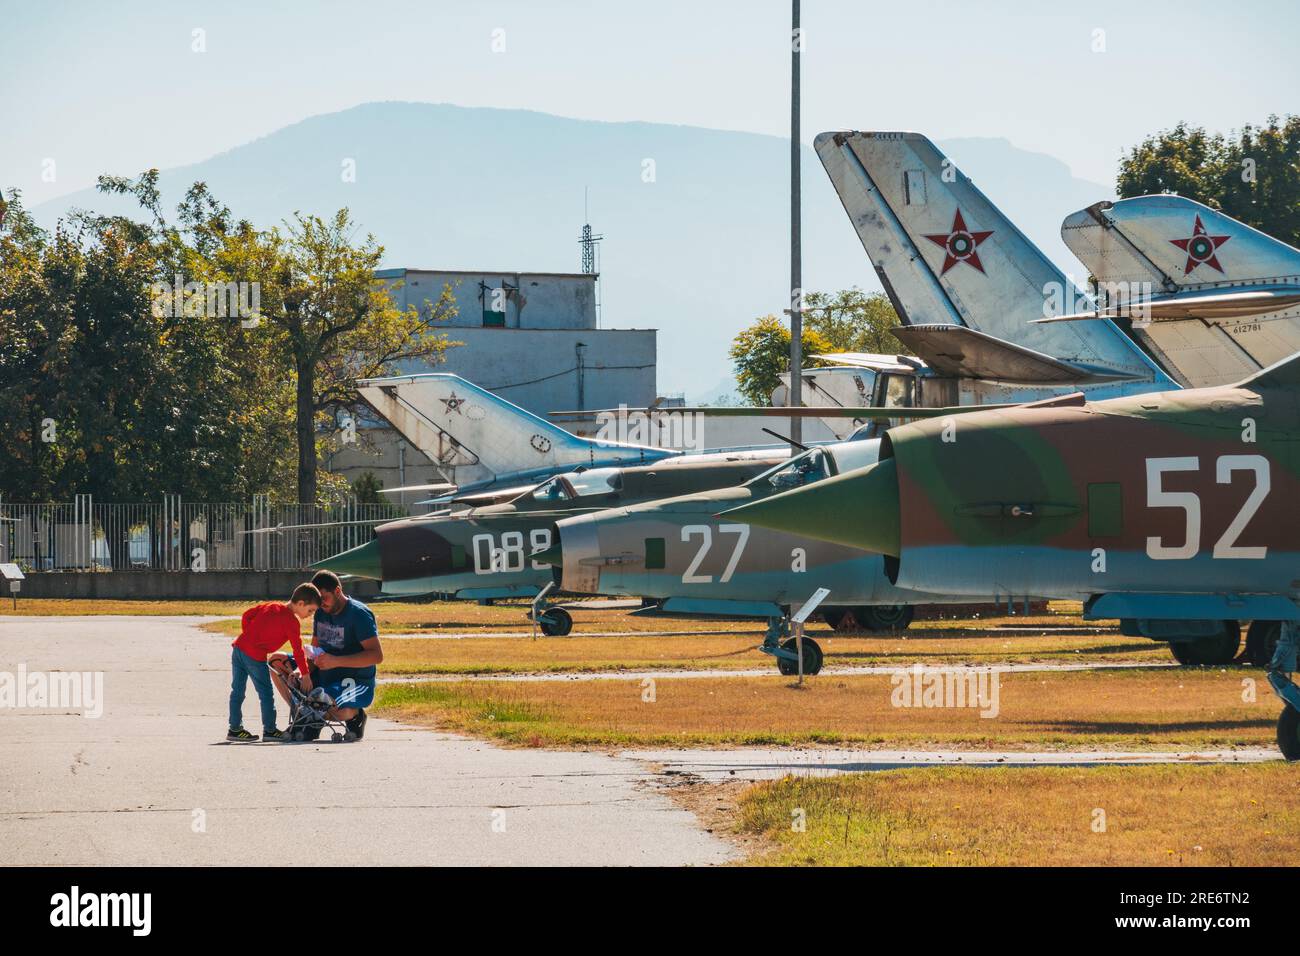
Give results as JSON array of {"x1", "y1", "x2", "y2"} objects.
[{"x1": 328, "y1": 268, "x2": 657, "y2": 494}]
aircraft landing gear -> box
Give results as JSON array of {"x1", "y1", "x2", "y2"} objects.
[
  {"x1": 760, "y1": 616, "x2": 824, "y2": 675},
  {"x1": 527, "y1": 583, "x2": 574, "y2": 637},
  {"x1": 776, "y1": 636, "x2": 823, "y2": 676},
  {"x1": 537, "y1": 607, "x2": 573, "y2": 637},
  {"x1": 1247, "y1": 620, "x2": 1282, "y2": 668},
  {"x1": 856, "y1": 604, "x2": 915, "y2": 632},
  {"x1": 821, "y1": 605, "x2": 915, "y2": 632},
  {"x1": 1264, "y1": 620, "x2": 1300, "y2": 761},
  {"x1": 1168, "y1": 623, "x2": 1240, "y2": 665}
]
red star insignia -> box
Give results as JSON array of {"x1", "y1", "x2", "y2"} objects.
[
  {"x1": 923, "y1": 209, "x2": 994, "y2": 275},
  {"x1": 1169, "y1": 215, "x2": 1230, "y2": 275},
  {"x1": 441, "y1": 392, "x2": 466, "y2": 414}
]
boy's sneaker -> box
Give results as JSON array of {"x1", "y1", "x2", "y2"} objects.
[
  {"x1": 345, "y1": 709, "x2": 367, "y2": 740},
  {"x1": 227, "y1": 727, "x2": 259, "y2": 741},
  {"x1": 262, "y1": 728, "x2": 288, "y2": 741}
]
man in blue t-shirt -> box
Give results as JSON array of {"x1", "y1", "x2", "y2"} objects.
[{"x1": 307, "y1": 570, "x2": 384, "y2": 740}]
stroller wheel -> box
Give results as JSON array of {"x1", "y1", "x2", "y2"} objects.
[
  {"x1": 291, "y1": 729, "x2": 304, "y2": 742},
  {"x1": 343, "y1": 730, "x2": 357, "y2": 743},
  {"x1": 331, "y1": 732, "x2": 344, "y2": 743}
]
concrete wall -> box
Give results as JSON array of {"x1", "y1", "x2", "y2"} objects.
[
  {"x1": 16, "y1": 571, "x2": 382, "y2": 601},
  {"x1": 381, "y1": 269, "x2": 598, "y2": 331}
]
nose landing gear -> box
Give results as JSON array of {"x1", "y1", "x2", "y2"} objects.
[{"x1": 759, "y1": 615, "x2": 824, "y2": 676}]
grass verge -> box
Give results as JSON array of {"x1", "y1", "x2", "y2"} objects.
[
  {"x1": 732, "y1": 764, "x2": 1300, "y2": 865},
  {"x1": 375, "y1": 668, "x2": 1279, "y2": 750}
]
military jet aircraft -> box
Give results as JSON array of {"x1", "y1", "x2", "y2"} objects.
[
  {"x1": 313, "y1": 453, "x2": 788, "y2": 634},
  {"x1": 520, "y1": 131, "x2": 1188, "y2": 671},
  {"x1": 724, "y1": 352, "x2": 1300, "y2": 737},
  {"x1": 356, "y1": 372, "x2": 792, "y2": 503},
  {"x1": 535, "y1": 435, "x2": 983, "y2": 672}
]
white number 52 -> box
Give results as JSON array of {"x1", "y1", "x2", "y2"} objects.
[{"x1": 1145, "y1": 455, "x2": 1269, "y2": 560}]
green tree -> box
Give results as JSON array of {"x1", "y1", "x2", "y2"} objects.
[
  {"x1": 96, "y1": 173, "x2": 460, "y2": 503},
  {"x1": 728, "y1": 314, "x2": 832, "y2": 406},
  {"x1": 263, "y1": 210, "x2": 458, "y2": 504},
  {"x1": 1118, "y1": 116, "x2": 1300, "y2": 246},
  {"x1": 351, "y1": 471, "x2": 384, "y2": 504},
  {"x1": 802, "y1": 288, "x2": 904, "y2": 354}
]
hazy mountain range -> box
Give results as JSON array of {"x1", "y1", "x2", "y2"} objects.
[{"x1": 31, "y1": 101, "x2": 1114, "y2": 398}]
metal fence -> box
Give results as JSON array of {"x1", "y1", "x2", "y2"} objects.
[{"x1": 0, "y1": 495, "x2": 412, "y2": 572}]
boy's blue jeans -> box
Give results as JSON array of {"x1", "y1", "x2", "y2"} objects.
[{"x1": 229, "y1": 647, "x2": 277, "y2": 732}]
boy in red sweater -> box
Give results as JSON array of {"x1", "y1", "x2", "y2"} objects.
[{"x1": 227, "y1": 583, "x2": 321, "y2": 741}]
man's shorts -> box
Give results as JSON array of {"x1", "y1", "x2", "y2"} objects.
[{"x1": 314, "y1": 673, "x2": 376, "y2": 709}]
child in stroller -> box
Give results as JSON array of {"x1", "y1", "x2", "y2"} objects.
[{"x1": 268, "y1": 655, "x2": 358, "y2": 743}]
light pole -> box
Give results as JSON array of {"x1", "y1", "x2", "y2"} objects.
[{"x1": 787, "y1": 0, "x2": 803, "y2": 445}]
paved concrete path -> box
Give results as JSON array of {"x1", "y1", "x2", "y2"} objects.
[
  {"x1": 623, "y1": 746, "x2": 1281, "y2": 782},
  {"x1": 0, "y1": 617, "x2": 734, "y2": 866}
]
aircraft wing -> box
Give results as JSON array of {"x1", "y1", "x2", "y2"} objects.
[
  {"x1": 379, "y1": 482, "x2": 458, "y2": 495},
  {"x1": 1032, "y1": 288, "x2": 1300, "y2": 324},
  {"x1": 891, "y1": 324, "x2": 1142, "y2": 384},
  {"x1": 637, "y1": 403, "x2": 1021, "y2": 419}
]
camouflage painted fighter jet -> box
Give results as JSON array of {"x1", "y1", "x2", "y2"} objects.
[
  {"x1": 314, "y1": 453, "x2": 787, "y2": 634},
  {"x1": 724, "y1": 353, "x2": 1300, "y2": 755},
  {"x1": 536, "y1": 436, "x2": 981, "y2": 672}
]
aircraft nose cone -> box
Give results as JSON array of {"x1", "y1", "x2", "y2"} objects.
[
  {"x1": 721, "y1": 458, "x2": 900, "y2": 556},
  {"x1": 531, "y1": 541, "x2": 563, "y2": 567},
  {"x1": 313, "y1": 537, "x2": 383, "y2": 579}
]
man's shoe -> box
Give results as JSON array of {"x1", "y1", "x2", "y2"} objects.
[
  {"x1": 227, "y1": 727, "x2": 259, "y2": 741},
  {"x1": 345, "y1": 709, "x2": 367, "y2": 741},
  {"x1": 262, "y1": 728, "x2": 288, "y2": 741}
]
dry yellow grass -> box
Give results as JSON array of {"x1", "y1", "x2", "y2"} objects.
[
  {"x1": 735, "y1": 764, "x2": 1300, "y2": 865},
  {"x1": 5, "y1": 598, "x2": 263, "y2": 616},
  {"x1": 376, "y1": 667, "x2": 1278, "y2": 749},
  {"x1": 371, "y1": 632, "x2": 1170, "y2": 674}
]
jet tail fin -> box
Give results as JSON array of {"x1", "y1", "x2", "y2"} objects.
[
  {"x1": 814, "y1": 131, "x2": 1170, "y2": 391},
  {"x1": 357, "y1": 373, "x2": 666, "y2": 483},
  {"x1": 1062, "y1": 196, "x2": 1300, "y2": 385}
]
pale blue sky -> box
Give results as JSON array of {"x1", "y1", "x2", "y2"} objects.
[{"x1": 3, "y1": 0, "x2": 1297, "y2": 207}]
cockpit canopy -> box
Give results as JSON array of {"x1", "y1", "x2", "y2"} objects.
[
  {"x1": 526, "y1": 467, "x2": 624, "y2": 503},
  {"x1": 748, "y1": 441, "x2": 881, "y2": 491}
]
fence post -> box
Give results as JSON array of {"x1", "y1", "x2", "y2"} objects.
[
  {"x1": 73, "y1": 493, "x2": 93, "y2": 571},
  {"x1": 253, "y1": 494, "x2": 269, "y2": 572}
]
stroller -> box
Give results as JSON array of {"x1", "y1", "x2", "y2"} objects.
[{"x1": 269, "y1": 657, "x2": 357, "y2": 743}]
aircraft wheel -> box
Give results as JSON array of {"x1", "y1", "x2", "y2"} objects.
[
  {"x1": 1277, "y1": 706, "x2": 1300, "y2": 761},
  {"x1": 1168, "y1": 624, "x2": 1240, "y2": 666},
  {"x1": 855, "y1": 605, "x2": 915, "y2": 632},
  {"x1": 820, "y1": 607, "x2": 852, "y2": 631},
  {"x1": 539, "y1": 607, "x2": 573, "y2": 637},
  {"x1": 776, "y1": 637, "x2": 823, "y2": 676},
  {"x1": 1246, "y1": 620, "x2": 1282, "y2": 668}
]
